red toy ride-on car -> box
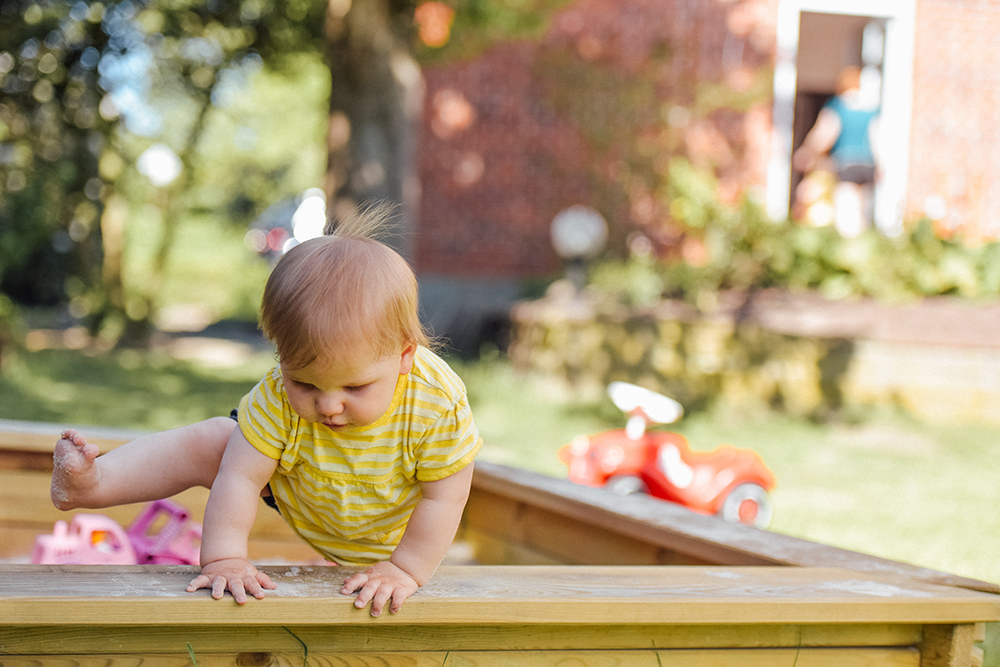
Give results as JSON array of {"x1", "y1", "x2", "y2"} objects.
[{"x1": 559, "y1": 382, "x2": 776, "y2": 528}]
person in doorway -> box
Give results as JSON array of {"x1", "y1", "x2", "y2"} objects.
[
  {"x1": 793, "y1": 66, "x2": 880, "y2": 237},
  {"x1": 50, "y1": 208, "x2": 481, "y2": 617}
]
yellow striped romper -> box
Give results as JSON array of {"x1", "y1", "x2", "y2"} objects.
[{"x1": 237, "y1": 346, "x2": 482, "y2": 564}]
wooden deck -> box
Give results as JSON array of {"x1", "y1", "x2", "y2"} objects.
[{"x1": 2, "y1": 419, "x2": 998, "y2": 665}]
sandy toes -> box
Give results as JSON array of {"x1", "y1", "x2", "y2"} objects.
[{"x1": 50, "y1": 429, "x2": 101, "y2": 510}]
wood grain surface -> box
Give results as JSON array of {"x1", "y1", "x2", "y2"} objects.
[
  {"x1": 466, "y1": 462, "x2": 1000, "y2": 595},
  {"x1": 0, "y1": 648, "x2": 924, "y2": 666},
  {"x1": 2, "y1": 565, "x2": 998, "y2": 626}
]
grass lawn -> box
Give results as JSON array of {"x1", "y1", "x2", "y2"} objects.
[
  {"x1": 2, "y1": 341, "x2": 998, "y2": 663},
  {"x1": 0, "y1": 342, "x2": 275, "y2": 432},
  {"x1": 454, "y1": 355, "x2": 1000, "y2": 587}
]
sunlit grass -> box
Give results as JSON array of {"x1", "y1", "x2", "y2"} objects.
[
  {"x1": 677, "y1": 412, "x2": 1000, "y2": 585},
  {"x1": 452, "y1": 355, "x2": 1000, "y2": 586},
  {"x1": 0, "y1": 345, "x2": 274, "y2": 432},
  {"x1": 121, "y1": 213, "x2": 274, "y2": 328},
  {"x1": 453, "y1": 354, "x2": 620, "y2": 477},
  {"x1": 156, "y1": 216, "x2": 274, "y2": 324}
]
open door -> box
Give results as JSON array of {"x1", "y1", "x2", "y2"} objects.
[{"x1": 766, "y1": 0, "x2": 915, "y2": 235}]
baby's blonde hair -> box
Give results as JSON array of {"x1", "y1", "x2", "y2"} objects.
[{"x1": 260, "y1": 206, "x2": 430, "y2": 370}]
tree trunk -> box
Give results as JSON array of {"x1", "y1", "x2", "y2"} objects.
[
  {"x1": 117, "y1": 93, "x2": 213, "y2": 347},
  {"x1": 324, "y1": 0, "x2": 423, "y2": 260}
]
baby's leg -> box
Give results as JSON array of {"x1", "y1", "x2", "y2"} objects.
[{"x1": 51, "y1": 417, "x2": 237, "y2": 510}]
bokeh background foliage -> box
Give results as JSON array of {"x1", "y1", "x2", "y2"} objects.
[
  {"x1": 0, "y1": 0, "x2": 328, "y2": 344},
  {"x1": 593, "y1": 159, "x2": 1000, "y2": 309},
  {"x1": 1, "y1": 0, "x2": 999, "y2": 626},
  {"x1": 4, "y1": 0, "x2": 1000, "y2": 353}
]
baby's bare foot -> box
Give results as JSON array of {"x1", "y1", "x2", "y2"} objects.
[{"x1": 51, "y1": 429, "x2": 102, "y2": 510}]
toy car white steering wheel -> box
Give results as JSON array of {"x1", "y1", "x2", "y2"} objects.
[{"x1": 607, "y1": 382, "x2": 683, "y2": 425}]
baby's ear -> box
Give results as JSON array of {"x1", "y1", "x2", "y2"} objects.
[{"x1": 399, "y1": 343, "x2": 417, "y2": 374}]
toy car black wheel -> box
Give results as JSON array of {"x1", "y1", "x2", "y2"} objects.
[
  {"x1": 605, "y1": 474, "x2": 647, "y2": 496},
  {"x1": 718, "y1": 483, "x2": 773, "y2": 528}
]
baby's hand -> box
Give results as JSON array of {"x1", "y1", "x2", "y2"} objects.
[
  {"x1": 186, "y1": 558, "x2": 276, "y2": 604},
  {"x1": 341, "y1": 561, "x2": 419, "y2": 617}
]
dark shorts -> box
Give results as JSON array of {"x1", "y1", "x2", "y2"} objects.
[
  {"x1": 837, "y1": 162, "x2": 876, "y2": 185},
  {"x1": 261, "y1": 491, "x2": 280, "y2": 513},
  {"x1": 229, "y1": 408, "x2": 280, "y2": 514}
]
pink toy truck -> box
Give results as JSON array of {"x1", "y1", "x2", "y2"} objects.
[
  {"x1": 126, "y1": 499, "x2": 202, "y2": 565},
  {"x1": 31, "y1": 513, "x2": 137, "y2": 565},
  {"x1": 31, "y1": 499, "x2": 202, "y2": 566}
]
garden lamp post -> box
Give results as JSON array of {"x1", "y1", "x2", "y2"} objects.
[{"x1": 550, "y1": 205, "x2": 608, "y2": 295}]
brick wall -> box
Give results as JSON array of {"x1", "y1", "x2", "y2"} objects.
[
  {"x1": 416, "y1": 0, "x2": 1000, "y2": 282},
  {"x1": 415, "y1": 0, "x2": 777, "y2": 280},
  {"x1": 908, "y1": 0, "x2": 1000, "y2": 239},
  {"x1": 417, "y1": 43, "x2": 594, "y2": 279}
]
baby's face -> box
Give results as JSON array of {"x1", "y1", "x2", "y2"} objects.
[{"x1": 280, "y1": 344, "x2": 415, "y2": 430}]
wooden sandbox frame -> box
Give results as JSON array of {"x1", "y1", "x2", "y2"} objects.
[{"x1": 1, "y1": 420, "x2": 998, "y2": 666}]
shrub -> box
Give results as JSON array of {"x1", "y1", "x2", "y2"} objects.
[{"x1": 591, "y1": 158, "x2": 1000, "y2": 306}]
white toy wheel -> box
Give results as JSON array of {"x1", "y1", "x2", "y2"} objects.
[
  {"x1": 718, "y1": 483, "x2": 773, "y2": 528},
  {"x1": 605, "y1": 474, "x2": 647, "y2": 496}
]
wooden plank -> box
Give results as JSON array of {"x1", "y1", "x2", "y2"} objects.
[
  {"x1": 0, "y1": 418, "x2": 140, "y2": 450},
  {"x1": 654, "y1": 648, "x2": 919, "y2": 667},
  {"x1": 2, "y1": 565, "x2": 998, "y2": 627},
  {"x1": 463, "y1": 528, "x2": 565, "y2": 566},
  {"x1": 0, "y1": 623, "x2": 926, "y2": 654},
  {"x1": 919, "y1": 624, "x2": 976, "y2": 667},
  {"x1": 0, "y1": 655, "x2": 452, "y2": 667},
  {"x1": 464, "y1": 494, "x2": 669, "y2": 565},
  {"x1": 466, "y1": 469, "x2": 781, "y2": 567},
  {"x1": 467, "y1": 463, "x2": 1000, "y2": 595},
  {"x1": 463, "y1": 509, "x2": 708, "y2": 567},
  {"x1": 0, "y1": 649, "x2": 924, "y2": 667},
  {"x1": 0, "y1": 470, "x2": 213, "y2": 526},
  {"x1": 0, "y1": 448, "x2": 54, "y2": 472}
]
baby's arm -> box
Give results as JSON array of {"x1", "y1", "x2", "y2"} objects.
[
  {"x1": 342, "y1": 461, "x2": 474, "y2": 616},
  {"x1": 186, "y1": 428, "x2": 279, "y2": 604}
]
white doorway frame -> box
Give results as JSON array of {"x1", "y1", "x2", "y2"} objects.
[{"x1": 765, "y1": 0, "x2": 916, "y2": 234}]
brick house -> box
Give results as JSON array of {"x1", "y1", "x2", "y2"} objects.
[{"x1": 414, "y1": 0, "x2": 1000, "y2": 348}]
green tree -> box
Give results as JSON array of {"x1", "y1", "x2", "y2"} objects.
[
  {"x1": 97, "y1": 0, "x2": 327, "y2": 343},
  {"x1": 323, "y1": 0, "x2": 420, "y2": 259},
  {"x1": 0, "y1": 0, "x2": 327, "y2": 343},
  {"x1": 0, "y1": 0, "x2": 569, "y2": 345},
  {"x1": 0, "y1": 1, "x2": 109, "y2": 308}
]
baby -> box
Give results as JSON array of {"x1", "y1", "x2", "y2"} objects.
[{"x1": 50, "y1": 213, "x2": 481, "y2": 616}]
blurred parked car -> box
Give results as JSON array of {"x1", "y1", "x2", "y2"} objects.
[{"x1": 244, "y1": 188, "x2": 327, "y2": 261}]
